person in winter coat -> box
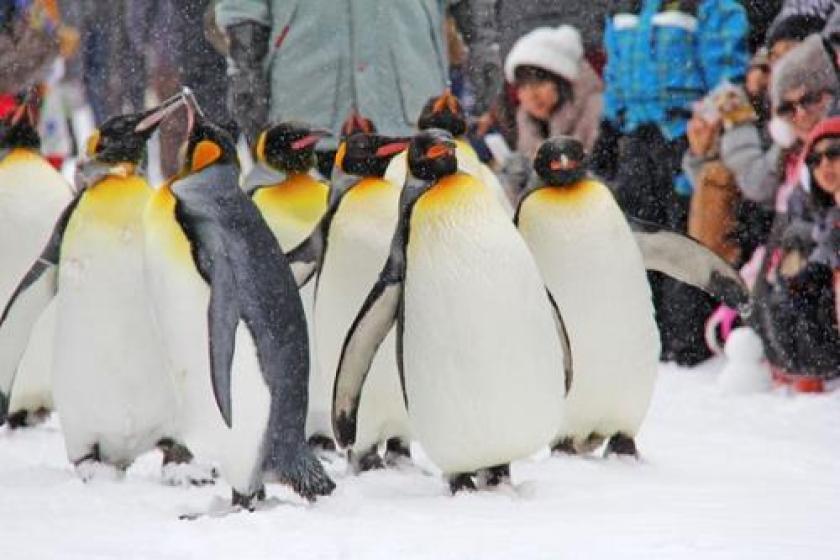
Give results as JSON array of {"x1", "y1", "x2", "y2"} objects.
[
  {"x1": 751, "y1": 113, "x2": 840, "y2": 392},
  {"x1": 215, "y1": 0, "x2": 502, "y2": 146},
  {"x1": 504, "y1": 25, "x2": 603, "y2": 161},
  {"x1": 589, "y1": 0, "x2": 749, "y2": 366}
]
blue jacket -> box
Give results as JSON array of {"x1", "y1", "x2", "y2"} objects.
[{"x1": 603, "y1": 0, "x2": 749, "y2": 140}]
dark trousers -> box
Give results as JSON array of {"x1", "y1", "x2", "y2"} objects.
[{"x1": 614, "y1": 125, "x2": 714, "y2": 365}]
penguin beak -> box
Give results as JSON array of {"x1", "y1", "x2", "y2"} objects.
[
  {"x1": 291, "y1": 128, "x2": 331, "y2": 150},
  {"x1": 134, "y1": 92, "x2": 187, "y2": 134},
  {"x1": 425, "y1": 141, "x2": 456, "y2": 160},
  {"x1": 432, "y1": 88, "x2": 459, "y2": 114},
  {"x1": 375, "y1": 139, "x2": 410, "y2": 158}
]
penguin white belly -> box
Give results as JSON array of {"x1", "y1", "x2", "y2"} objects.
[
  {"x1": 9, "y1": 301, "x2": 56, "y2": 415},
  {"x1": 143, "y1": 211, "x2": 270, "y2": 493},
  {"x1": 53, "y1": 219, "x2": 177, "y2": 465},
  {"x1": 314, "y1": 180, "x2": 409, "y2": 451},
  {"x1": 518, "y1": 183, "x2": 660, "y2": 441},
  {"x1": 0, "y1": 152, "x2": 70, "y2": 416},
  {"x1": 403, "y1": 175, "x2": 565, "y2": 474}
]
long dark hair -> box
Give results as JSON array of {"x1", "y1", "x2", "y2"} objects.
[{"x1": 513, "y1": 65, "x2": 574, "y2": 112}]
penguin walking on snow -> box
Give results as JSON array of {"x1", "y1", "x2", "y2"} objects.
[
  {"x1": 288, "y1": 132, "x2": 412, "y2": 473},
  {"x1": 244, "y1": 121, "x2": 331, "y2": 450},
  {"x1": 515, "y1": 137, "x2": 750, "y2": 456},
  {"x1": 0, "y1": 94, "x2": 72, "y2": 427},
  {"x1": 332, "y1": 129, "x2": 572, "y2": 493},
  {"x1": 143, "y1": 112, "x2": 334, "y2": 509},
  {"x1": 0, "y1": 95, "x2": 206, "y2": 480},
  {"x1": 384, "y1": 89, "x2": 513, "y2": 215}
]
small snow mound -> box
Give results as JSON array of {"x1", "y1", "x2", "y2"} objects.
[{"x1": 718, "y1": 327, "x2": 772, "y2": 394}]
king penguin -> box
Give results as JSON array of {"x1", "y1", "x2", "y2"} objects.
[
  {"x1": 384, "y1": 89, "x2": 513, "y2": 215},
  {"x1": 143, "y1": 112, "x2": 334, "y2": 508},
  {"x1": 0, "y1": 94, "x2": 72, "y2": 427},
  {"x1": 515, "y1": 137, "x2": 750, "y2": 456},
  {"x1": 289, "y1": 132, "x2": 412, "y2": 472},
  {"x1": 243, "y1": 121, "x2": 331, "y2": 450},
  {"x1": 0, "y1": 95, "x2": 204, "y2": 480},
  {"x1": 332, "y1": 129, "x2": 572, "y2": 493}
]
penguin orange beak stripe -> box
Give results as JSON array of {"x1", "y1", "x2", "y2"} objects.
[
  {"x1": 291, "y1": 134, "x2": 321, "y2": 150},
  {"x1": 375, "y1": 141, "x2": 409, "y2": 158},
  {"x1": 550, "y1": 159, "x2": 578, "y2": 171},
  {"x1": 432, "y1": 89, "x2": 459, "y2": 114},
  {"x1": 425, "y1": 144, "x2": 452, "y2": 159}
]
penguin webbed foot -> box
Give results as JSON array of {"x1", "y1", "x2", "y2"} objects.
[
  {"x1": 349, "y1": 445, "x2": 385, "y2": 474},
  {"x1": 448, "y1": 472, "x2": 477, "y2": 494},
  {"x1": 158, "y1": 438, "x2": 218, "y2": 486},
  {"x1": 551, "y1": 437, "x2": 577, "y2": 455},
  {"x1": 307, "y1": 433, "x2": 337, "y2": 453},
  {"x1": 383, "y1": 437, "x2": 412, "y2": 467},
  {"x1": 232, "y1": 486, "x2": 266, "y2": 511},
  {"x1": 270, "y1": 448, "x2": 336, "y2": 501},
  {"x1": 604, "y1": 433, "x2": 638, "y2": 458},
  {"x1": 5, "y1": 407, "x2": 50, "y2": 429},
  {"x1": 477, "y1": 464, "x2": 511, "y2": 489},
  {"x1": 74, "y1": 445, "x2": 126, "y2": 482}
]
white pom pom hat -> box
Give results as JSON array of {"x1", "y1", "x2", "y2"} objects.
[{"x1": 504, "y1": 25, "x2": 584, "y2": 83}]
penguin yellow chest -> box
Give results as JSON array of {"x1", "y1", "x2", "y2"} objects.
[
  {"x1": 143, "y1": 184, "x2": 194, "y2": 269},
  {"x1": 63, "y1": 174, "x2": 151, "y2": 251},
  {"x1": 251, "y1": 173, "x2": 328, "y2": 249}
]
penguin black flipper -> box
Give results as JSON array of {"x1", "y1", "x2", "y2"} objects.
[
  {"x1": 629, "y1": 218, "x2": 751, "y2": 312},
  {"x1": 332, "y1": 270, "x2": 402, "y2": 448},
  {"x1": 546, "y1": 289, "x2": 574, "y2": 395},
  {"x1": 207, "y1": 253, "x2": 240, "y2": 428},
  {"x1": 0, "y1": 196, "x2": 80, "y2": 422}
]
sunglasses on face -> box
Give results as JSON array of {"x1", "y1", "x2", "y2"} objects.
[
  {"x1": 806, "y1": 143, "x2": 840, "y2": 168},
  {"x1": 777, "y1": 91, "x2": 825, "y2": 118}
]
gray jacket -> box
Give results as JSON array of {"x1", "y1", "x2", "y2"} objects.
[{"x1": 216, "y1": 0, "x2": 500, "y2": 143}]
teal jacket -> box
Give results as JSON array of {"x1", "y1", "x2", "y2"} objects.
[{"x1": 217, "y1": 0, "x2": 497, "y2": 144}]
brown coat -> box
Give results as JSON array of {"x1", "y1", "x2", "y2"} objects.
[
  {"x1": 515, "y1": 61, "x2": 603, "y2": 159},
  {"x1": 688, "y1": 160, "x2": 742, "y2": 265}
]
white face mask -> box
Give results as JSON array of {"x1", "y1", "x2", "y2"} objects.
[{"x1": 769, "y1": 116, "x2": 798, "y2": 149}]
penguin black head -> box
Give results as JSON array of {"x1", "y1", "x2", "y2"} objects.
[
  {"x1": 182, "y1": 117, "x2": 239, "y2": 175},
  {"x1": 407, "y1": 129, "x2": 458, "y2": 181},
  {"x1": 336, "y1": 133, "x2": 411, "y2": 177},
  {"x1": 417, "y1": 89, "x2": 467, "y2": 137},
  {"x1": 254, "y1": 121, "x2": 330, "y2": 173},
  {"x1": 86, "y1": 94, "x2": 186, "y2": 165},
  {"x1": 0, "y1": 95, "x2": 40, "y2": 152},
  {"x1": 534, "y1": 136, "x2": 587, "y2": 186}
]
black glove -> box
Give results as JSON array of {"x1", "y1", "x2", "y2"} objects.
[
  {"x1": 588, "y1": 119, "x2": 622, "y2": 182},
  {"x1": 226, "y1": 21, "x2": 271, "y2": 144}
]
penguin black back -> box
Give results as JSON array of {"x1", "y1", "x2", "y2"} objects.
[
  {"x1": 338, "y1": 133, "x2": 410, "y2": 178},
  {"x1": 417, "y1": 90, "x2": 467, "y2": 137},
  {"x1": 534, "y1": 136, "x2": 587, "y2": 187},
  {"x1": 255, "y1": 122, "x2": 327, "y2": 174},
  {"x1": 407, "y1": 129, "x2": 458, "y2": 181}
]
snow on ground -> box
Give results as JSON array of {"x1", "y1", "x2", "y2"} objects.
[{"x1": 2, "y1": 359, "x2": 839, "y2": 560}]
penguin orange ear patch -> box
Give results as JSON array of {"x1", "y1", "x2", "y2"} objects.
[
  {"x1": 192, "y1": 140, "x2": 222, "y2": 172},
  {"x1": 255, "y1": 131, "x2": 268, "y2": 162},
  {"x1": 85, "y1": 130, "x2": 101, "y2": 157},
  {"x1": 335, "y1": 141, "x2": 347, "y2": 170}
]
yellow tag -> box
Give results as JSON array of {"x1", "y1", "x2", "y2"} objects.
[{"x1": 191, "y1": 140, "x2": 222, "y2": 172}]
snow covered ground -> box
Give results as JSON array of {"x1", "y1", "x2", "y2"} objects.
[{"x1": 2, "y1": 359, "x2": 838, "y2": 559}]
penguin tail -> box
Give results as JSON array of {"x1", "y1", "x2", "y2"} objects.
[{"x1": 266, "y1": 449, "x2": 336, "y2": 502}]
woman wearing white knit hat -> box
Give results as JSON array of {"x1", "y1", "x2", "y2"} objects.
[{"x1": 504, "y1": 25, "x2": 603, "y2": 160}]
